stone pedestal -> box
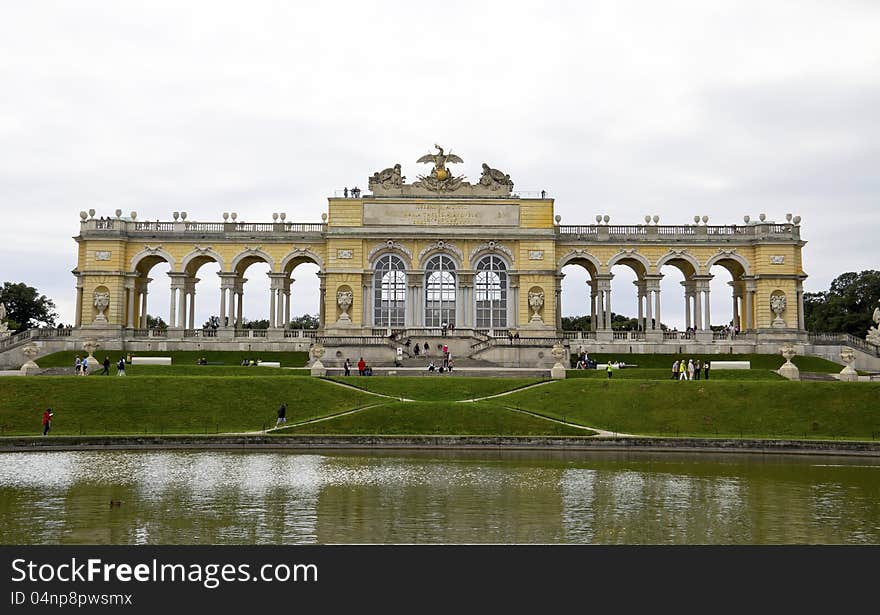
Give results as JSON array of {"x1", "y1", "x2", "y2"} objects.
[
  {"x1": 838, "y1": 368, "x2": 859, "y2": 382},
  {"x1": 839, "y1": 348, "x2": 858, "y2": 382},
  {"x1": 695, "y1": 331, "x2": 713, "y2": 343},
  {"x1": 550, "y1": 363, "x2": 567, "y2": 380},
  {"x1": 20, "y1": 362, "x2": 41, "y2": 376},
  {"x1": 310, "y1": 359, "x2": 327, "y2": 377},
  {"x1": 777, "y1": 362, "x2": 800, "y2": 381},
  {"x1": 777, "y1": 343, "x2": 800, "y2": 381},
  {"x1": 645, "y1": 331, "x2": 664, "y2": 343}
]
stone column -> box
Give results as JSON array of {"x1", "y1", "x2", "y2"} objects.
[
  {"x1": 405, "y1": 271, "x2": 420, "y2": 328},
  {"x1": 318, "y1": 274, "x2": 327, "y2": 330},
  {"x1": 234, "y1": 277, "x2": 246, "y2": 328},
  {"x1": 169, "y1": 286, "x2": 177, "y2": 327},
  {"x1": 139, "y1": 287, "x2": 148, "y2": 328},
  {"x1": 605, "y1": 289, "x2": 612, "y2": 330},
  {"x1": 694, "y1": 288, "x2": 703, "y2": 331},
  {"x1": 74, "y1": 284, "x2": 84, "y2": 327},
  {"x1": 644, "y1": 288, "x2": 653, "y2": 330},
  {"x1": 589, "y1": 280, "x2": 597, "y2": 331},
  {"x1": 510, "y1": 280, "x2": 519, "y2": 329},
  {"x1": 635, "y1": 280, "x2": 645, "y2": 330},
  {"x1": 269, "y1": 286, "x2": 277, "y2": 328},
  {"x1": 284, "y1": 278, "x2": 292, "y2": 329},
  {"x1": 124, "y1": 278, "x2": 137, "y2": 329},
  {"x1": 654, "y1": 289, "x2": 661, "y2": 330},
  {"x1": 218, "y1": 272, "x2": 238, "y2": 328},
  {"x1": 796, "y1": 281, "x2": 805, "y2": 331},
  {"x1": 704, "y1": 287, "x2": 711, "y2": 330},
  {"x1": 362, "y1": 273, "x2": 373, "y2": 328}
]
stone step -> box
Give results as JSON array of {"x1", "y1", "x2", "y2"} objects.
[{"x1": 799, "y1": 372, "x2": 838, "y2": 382}]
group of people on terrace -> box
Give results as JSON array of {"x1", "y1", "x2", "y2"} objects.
[{"x1": 672, "y1": 358, "x2": 710, "y2": 380}]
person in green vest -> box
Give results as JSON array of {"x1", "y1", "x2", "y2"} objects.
[{"x1": 606, "y1": 362, "x2": 613, "y2": 379}]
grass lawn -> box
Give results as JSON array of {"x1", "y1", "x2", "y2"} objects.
[
  {"x1": 505, "y1": 379, "x2": 880, "y2": 440},
  {"x1": 73, "y1": 365, "x2": 311, "y2": 377},
  {"x1": 37, "y1": 350, "x2": 310, "y2": 368},
  {"x1": 326, "y1": 377, "x2": 543, "y2": 401},
  {"x1": 280, "y1": 401, "x2": 591, "y2": 436},
  {"x1": 566, "y1": 368, "x2": 784, "y2": 381},
  {"x1": 0, "y1": 377, "x2": 374, "y2": 436},
  {"x1": 570, "y1": 353, "x2": 844, "y2": 373}
]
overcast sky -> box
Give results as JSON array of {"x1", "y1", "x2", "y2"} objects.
[{"x1": 2, "y1": 0, "x2": 878, "y2": 328}]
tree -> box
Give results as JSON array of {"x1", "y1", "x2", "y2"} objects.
[
  {"x1": 289, "y1": 314, "x2": 319, "y2": 329},
  {"x1": 241, "y1": 318, "x2": 270, "y2": 329},
  {"x1": 146, "y1": 314, "x2": 167, "y2": 330},
  {"x1": 562, "y1": 313, "x2": 667, "y2": 331},
  {"x1": 804, "y1": 270, "x2": 880, "y2": 335},
  {"x1": 0, "y1": 282, "x2": 58, "y2": 332}
]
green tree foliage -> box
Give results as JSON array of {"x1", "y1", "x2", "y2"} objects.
[
  {"x1": 562, "y1": 314, "x2": 666, "y2": 331},
  {"x1": 0, "y1": 282, "x2": 58, "y2": 332},
  {"x1": 146, "y1": 314, "x2": 167, "y2": 330},
  {"x1": 804, "y1": 270, "x2": 880, "y2": 335},
  {"x1": 241, "y1": 318, "x2": 270, "y2": 329},
  {"x1": 289, "y1": 314, "x2": 319, "y2": 329}
]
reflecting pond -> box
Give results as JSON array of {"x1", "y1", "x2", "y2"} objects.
[{"x1": 1, "y1": 450, "x2": 879, "y2": 544}]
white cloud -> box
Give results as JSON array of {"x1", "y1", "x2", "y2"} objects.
[{"x1": 2, "y1": 0, "x2": 878, "y2": 327}]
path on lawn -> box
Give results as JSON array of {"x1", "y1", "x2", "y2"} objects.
[{"x1": 231, "y1": 378, "x2": 643, "y2": 438}]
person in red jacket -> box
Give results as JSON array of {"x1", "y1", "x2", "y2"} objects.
[
  {"x1": 357, "y1": 357, "x2": 366, "y2": 376},
  {"x1": 41, "y1": 409, "x2": 54, "y2": 436}
]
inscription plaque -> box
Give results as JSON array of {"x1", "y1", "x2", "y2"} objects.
[{"x1": 363, "y1": 202, "x2": 519, "y2": 227}]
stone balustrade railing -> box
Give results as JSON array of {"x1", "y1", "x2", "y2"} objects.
[
  {"x1": 557, "y1": 223, "x2": 800, "y2": 242},
  {"x1": 0, "y1": 327, "x2": 73, "y2": 350},
  {"x1": 809, "y1": 332, "x2": 880, "y2": 356},
  {"x1": 80, "y1": 219, "x2": 326, "y2": 235}
]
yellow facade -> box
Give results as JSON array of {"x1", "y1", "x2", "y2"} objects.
[{"x1": 72, "y1": 190, "x2": 807, "y2": 339}]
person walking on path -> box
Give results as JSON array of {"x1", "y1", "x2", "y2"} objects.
[
  {"x1": 357, "y1": 357, "x2": 366, "y2": 376},
  {"x1": 74, "y1": 356, "x2": 82, "y2": 375},
  {"x1": 116, "y1": 357, "x2": 126, "y2": 376},
  {"x1": 81, "y1": 360, "x2": 89, "y2": 376},
  {"x1": 423, "y1": 342, "x2": 430, "y2": 357},
  {"x1": 344, "y1": 358, "x2": 351, "y2": 376},
  {"x1": 672, "y1": 360, "x2": 679, "y2": 380},
  {"x1": 679, "y1": 359, "x2": 687, "y2": 381},
  {"x1": 606, "y1": 362, "x2": 613, "y2": 379},
  {"x1": 41, "y1": 408, "x2": 53, "y2": 436},
  {"x1": 704, "y1": 361, "x2": 710, "y2": 380},
  {"x1": 101, "y1": 356, "x2": 111, "y2": 375},
  {"x1": 276, "y1": 403, "x2": 287, "y2": 427},
  {"x1": 694, "y1": 359, "x2": 701, "y2": 380},
  {"x1": 687, "y1": 359, "x2": 695, "y2": 381}
]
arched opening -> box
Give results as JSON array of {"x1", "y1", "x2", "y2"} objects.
[
  {"x1": 608, "y1": 258, "x2": 646, "y2": 331},
  {"x1": 708, "y1": 258, "x2": 747, "y2": 334},
  {"x1": 474, "y1": 254, "x2": 508, "y2": 329},
  {"x1": 658, "y1": 257, "x2": 698, "y2": 332},
  {"x1": 560, "y1": 258, "x2": 598, "y2": 332},
  {"x1": 132, "y1": 255, "x2": 172, "y2": 330},
  {"x1": 424, "y1": 254, "x2": 456, "y2": 327},
  {"x1": 286, "y1": 262, "x2": 321, "y2": 330},
  {"x1": 234, "y1": 255, "x2": 272, "y2": 329},
  {"x1": 373, "y1": 254, "x2": 406, "y2": 328},
  {"x1": 182, "y1": 254, "x2": 222, "y2": 330}
]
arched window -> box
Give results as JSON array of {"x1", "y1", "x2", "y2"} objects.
[
  {"x1": 475, "y1": 255, "x2": 507, "y2": 328},
  {"x1": 425, "y1": 254, "x2": 456, "y2": 327},
  {"x1": 373, "y1": 254, "x2": 406, "y2": 327}
]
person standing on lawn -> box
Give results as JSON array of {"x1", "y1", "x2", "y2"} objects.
[
  {"x1": 41, "y1": 409, "x2": 54, "y2": 436},
  {"x1": 276, "y1": 403, "x2": 287, "y2": 427},
  {"x1": 357, "y1": 357, "x2": 366, "y2": 376}
]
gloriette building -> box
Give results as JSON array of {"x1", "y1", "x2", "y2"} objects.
[{"x1": 5, "y1": 145, "x2": 845, "y2": 370}]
